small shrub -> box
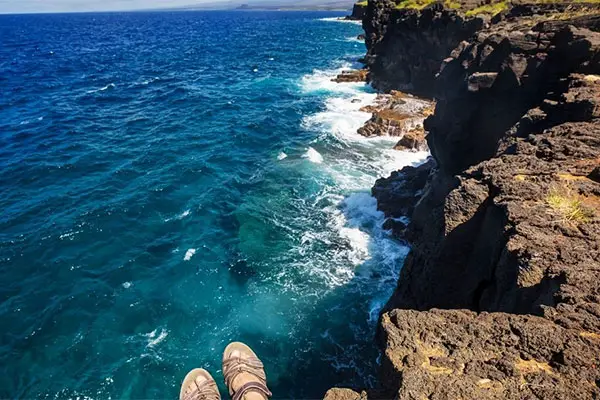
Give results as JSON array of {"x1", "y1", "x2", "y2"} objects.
[
  {"x1": 355, "y1": 1, "x2": 368, "y2": 6},
  {"x1": 546, "y1": 185, "x2": 594, "y2": 224}
]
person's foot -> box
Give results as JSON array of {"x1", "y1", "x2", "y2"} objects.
[
  {"x1": 223, "y1": 342, "x2": 272, "y2": 400},
  {"x1": 180, "y1": 368, "x2": 221, "y2": 400}
]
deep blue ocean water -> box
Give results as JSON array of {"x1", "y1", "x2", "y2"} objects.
[{"x1": 0, "y1": 11, "x2": 427, "y2": 399}]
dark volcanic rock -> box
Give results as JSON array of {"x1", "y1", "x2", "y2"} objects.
[
  {"x1": 372, "y1": 158, "x2": 435, "y2": 222},
  {"x1": 391, "y1": 29, "x2": 600, "y2": 319},
  {"x1": 321, "y1": 2, "x2": 600, "y2": 399},
  {"x1": 323, "y1": 388, "x2": 367, "y2": 400},
  {"x1": 346, "y1": 2, "x2": 367, "y2": 21},
  {"x1": 378, "y1": 309, "x2": 600, "y2": 399},
  {"x1": 362, "y1": 1, "x2": 484, "y2": 97},
  {"x1": 426, "y1": 14, "x2": 600, "y2": 175},
  {"x1": 325, "y1": 5, "x2": 600, "y2": 400}
]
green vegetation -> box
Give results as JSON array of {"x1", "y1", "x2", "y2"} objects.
[
  {"x1": 394, "y1": 0, "x2": 460, "y2": 10},
  {"x1": 464, "y1": 1, "x2": 508, "y2": 17},
  {"x1": 355, "y1": 0, "x2": 368, "y2": 6},
  {"x1": 391, "y1": 0, "x2": 600, "y2": 15}
]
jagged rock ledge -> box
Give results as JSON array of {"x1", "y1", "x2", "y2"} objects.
[
  {"x1": 357, "y1": 90, "x2": 433, "y2": 141},
  {"x1": 346, "y1": 2, "x2": 368, "y2": 20},
  {"x1": 326, "y1": 1, "x2": 600, "y2": 399}
]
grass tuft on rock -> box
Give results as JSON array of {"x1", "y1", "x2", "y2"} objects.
[
  {"x1": 465, "y1": 1, "x2": 508, "y2": 16},
  {"x1": 393, "y1": 0, "x2": 462, "y2": 10},
  {"x1": 355, "y1": 0, "x2": 368, "y2": 6},
  {"x1": 546, "y1": 185, "x2": 594, "y2": 224}
]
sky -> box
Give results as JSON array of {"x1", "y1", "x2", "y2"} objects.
[{"x1": 0, "y1": 0, "x2": 236, "y2": 13}]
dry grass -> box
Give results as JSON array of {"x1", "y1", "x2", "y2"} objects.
[
  {"x1": 546, "y1": 184, "x2": 595, "y2": 223},
  {"x1": 395, "y1": 0, "x2": 460, "y2": 10},
  {"x1": 514, "y1": 174, "x2": 528, "y2": 181},
  {"x1": 515, "y1": 358, "x2": 555, "y2": 375},
  {"x1": 557, "y1": 172, "x2": 595, "y2": 182},
  {"x1": 580, "y1": 331, "x2": 600, "y2": 339},
  {"x1": 465, "y1": 1, "x2": 508, "y2": 17}
]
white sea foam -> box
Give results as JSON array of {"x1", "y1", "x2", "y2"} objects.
[
  {"x1": 304, "y1": 147, "x2": 324, "y2": 164},
  {"x1": 164, "y1": 209, "x2": 191, "y2": 222},
  {"x1": 300, "y1": 62, "x2": 369, "y2": 94},
  {"x1": 183, "y1": 248, "x2": 196, "y2": 261},
  {"x1": 291, "y1": 62, "x2": 432, "y2": 320},
  {"x1": 319, "y1": 17, "x2": 362, "y2": 25},
  {"x1": 277, "y1": 152, "x2": 288, "y2": 160},
  {"x1": 101, "y1": 83, "x2": 115, "y2": 91},
  {"x1": 145, "y1": 328, "x2": 168, "y2": 348},
  {"x1": 122, "y1": 281, "x2": 132, "y2": 289},
  {"x1": 87, "y1": 83, "x2": 115, "y2": 94},
  {"x1": 302, "y1": 93, "x2": 376, "y2": 141},
  {"x1": 339, "y1": 227, "x2": 370, "y2": 265},
  {"x1": 59, "y1": 230, "x2": 81, "y2": 240},
  {"x1": 141, "y1": 77, "x2": 159, "y2": 85},
  {"x1": 179, "y1": 209, "x2": 191, "y2": 218},
  {"x1": 345, "y1": 36, "x2": 364, "y2": 43}
]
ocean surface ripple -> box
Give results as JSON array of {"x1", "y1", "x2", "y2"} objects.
[{"x1": 0, "y1": 11, "x2": 426, "y2": 398}]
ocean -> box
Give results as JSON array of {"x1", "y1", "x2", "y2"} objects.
[{"x1": 0, "y1": 11, "x2": 427, "y2": 398}]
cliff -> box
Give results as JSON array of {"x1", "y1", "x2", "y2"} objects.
[
  {"x1": 347, "y1": 2, "x2": 368, "y2": 19},
  {"x1": 326, "y1": 2, "x2": 600, "y2": 399},
  {"x1": 362, "y1": 1, "x2": 484, "y2": 96}
]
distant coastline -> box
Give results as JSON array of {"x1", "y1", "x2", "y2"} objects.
[{"x1": 0, "y1": 1, "x2": 353, "y2": 14}]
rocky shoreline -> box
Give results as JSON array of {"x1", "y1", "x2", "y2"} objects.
[{"x1": 326, "y1": 1, "x2": 600, "y2": 399}]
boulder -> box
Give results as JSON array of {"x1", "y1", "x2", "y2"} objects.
[
  {"x1": 331, "y1": 69, "x2": 368, "y2": 83},
  {"x1": 393, "y1": 126, "x2": 428, "y2": 151}
]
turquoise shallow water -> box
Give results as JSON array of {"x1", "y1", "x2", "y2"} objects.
[{"x1": 0, "y1": 11, "x2": 427, "y2": 399}]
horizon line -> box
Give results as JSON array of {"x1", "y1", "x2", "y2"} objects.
[{"x1": 0, "y1": 4, "x2": 351, "y2": 15}]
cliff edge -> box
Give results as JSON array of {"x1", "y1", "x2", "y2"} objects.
[{"x1": 327, "y1": 2, "x2": 600, "y2": 399}]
